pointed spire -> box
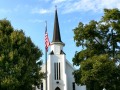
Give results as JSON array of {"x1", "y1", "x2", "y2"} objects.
[{"x1": 52, "y1": 7, "x2": 62, "y2": 43}]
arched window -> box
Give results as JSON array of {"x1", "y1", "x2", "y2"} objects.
[{"x1": 55, "y1": 87, "x2": 60, "y2": 90}]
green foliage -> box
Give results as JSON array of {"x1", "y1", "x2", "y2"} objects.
[
  {"x1": 0, "y1": 19, "x2": 44, "y2": 90},
  {"x1": 73, "y1": 8, "x2": 120, "y2": 90}
]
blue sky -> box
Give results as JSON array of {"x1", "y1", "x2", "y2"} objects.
[{"x1": 0, "y1": 0, "x2": 120, "y2": 65}]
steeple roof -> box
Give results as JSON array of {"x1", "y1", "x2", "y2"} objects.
[{"x1": 52, "y1": 9, "x2": 62, "y2": 43}]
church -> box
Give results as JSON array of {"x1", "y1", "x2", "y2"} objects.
[{"x1": 36, "y1": 9, "x2": 86, "y2": 90}]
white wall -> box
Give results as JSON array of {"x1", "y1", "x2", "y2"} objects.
[
  {"x1": 48, "y1": 54, "x2": 67, "y2": 90},
  {"x1": 66, "y1": 60, "x2": 86, "y2": 90}
]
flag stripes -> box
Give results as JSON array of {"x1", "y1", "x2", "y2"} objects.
[{"x1": 45, "y1": 23, "x2": 50, "y2": 51}]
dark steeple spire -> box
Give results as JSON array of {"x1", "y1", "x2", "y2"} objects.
[{"x1": 52, "y1": 8, "x2": 62, "y2": 42}]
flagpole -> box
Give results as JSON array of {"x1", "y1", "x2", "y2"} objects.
[
  {"x1": 45, "y1": 47, "x2": 47, "y2": 90},
  {"x1": 45, "y1": 21, "x2": 48, "y2": 90}
]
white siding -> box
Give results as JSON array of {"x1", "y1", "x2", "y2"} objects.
[{"x1": 66, "y1": 60, "x2": 86, "y2": 90}]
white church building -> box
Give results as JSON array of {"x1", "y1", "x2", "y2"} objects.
[{"x1": 36, "y1": 9, "x2": 86, "y2": 90}]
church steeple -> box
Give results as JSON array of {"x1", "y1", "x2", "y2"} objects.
[
  {"x1": 50, "y1": 8, "x2": 65, "y2": 55},
  {"x1": 52, "y1": 8, "x2": 62, "y2": 43}
]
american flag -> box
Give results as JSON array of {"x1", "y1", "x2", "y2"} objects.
[{"x1": 45, "y1": 22, "x2": 50, "y2": 51}]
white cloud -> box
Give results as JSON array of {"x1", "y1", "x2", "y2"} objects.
[
  {"x1": 59, "y1": 0, "x2": 120, "y2": 14},
  {"x1": 31, "y1": 8, "x2": 52, "y2": 14},
  {"x1": 38, "y1": 0, "x2": 50, "y2": 2},
  {"x1": 31, "y1": 0, "x2": 120, "y2": 15},
  {"x1": 94, "y1": 0, "x2": 120, "y2": 11},
  {"x1": 52, "y1": 0, "x2": 66, "y2": 4}
]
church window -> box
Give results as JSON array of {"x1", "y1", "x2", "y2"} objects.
[
  {"x1": 73, "y1": 82, "x2": 75, "y2": 90},
  {"x1": 59, "y1": 62, "x2": 60, "y2": 80},
  {"x1": 54, "y1": 62, "x2": 61, "y2": 80},
  {"x1": 40, "y1": 83, "x2": 43, "y2": 90},
  {"x1": 57, "y1": 63, "x2": 58, "y2": 80},
  {"x1": 54, "y1": 63, "x2": 56, "y2": 80}
]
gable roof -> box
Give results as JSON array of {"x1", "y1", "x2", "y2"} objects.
[{"x1": 65, "y1": 59, "x2": 76, "y2": 70}]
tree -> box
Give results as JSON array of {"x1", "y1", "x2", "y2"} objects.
[
  {"x1": 73, "y1": 8, "x2": 120, "y2": 90},
  {"x1": 0, "y1": 19, "x2": 44, "y2": 90}
]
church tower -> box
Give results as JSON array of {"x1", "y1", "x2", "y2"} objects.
[
  {"x1": 47, "y1": 9, "x2": 67, "y2": 90},
  {"x1": 38, "y1": 8, "x2": 86, "y2": 90}
]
